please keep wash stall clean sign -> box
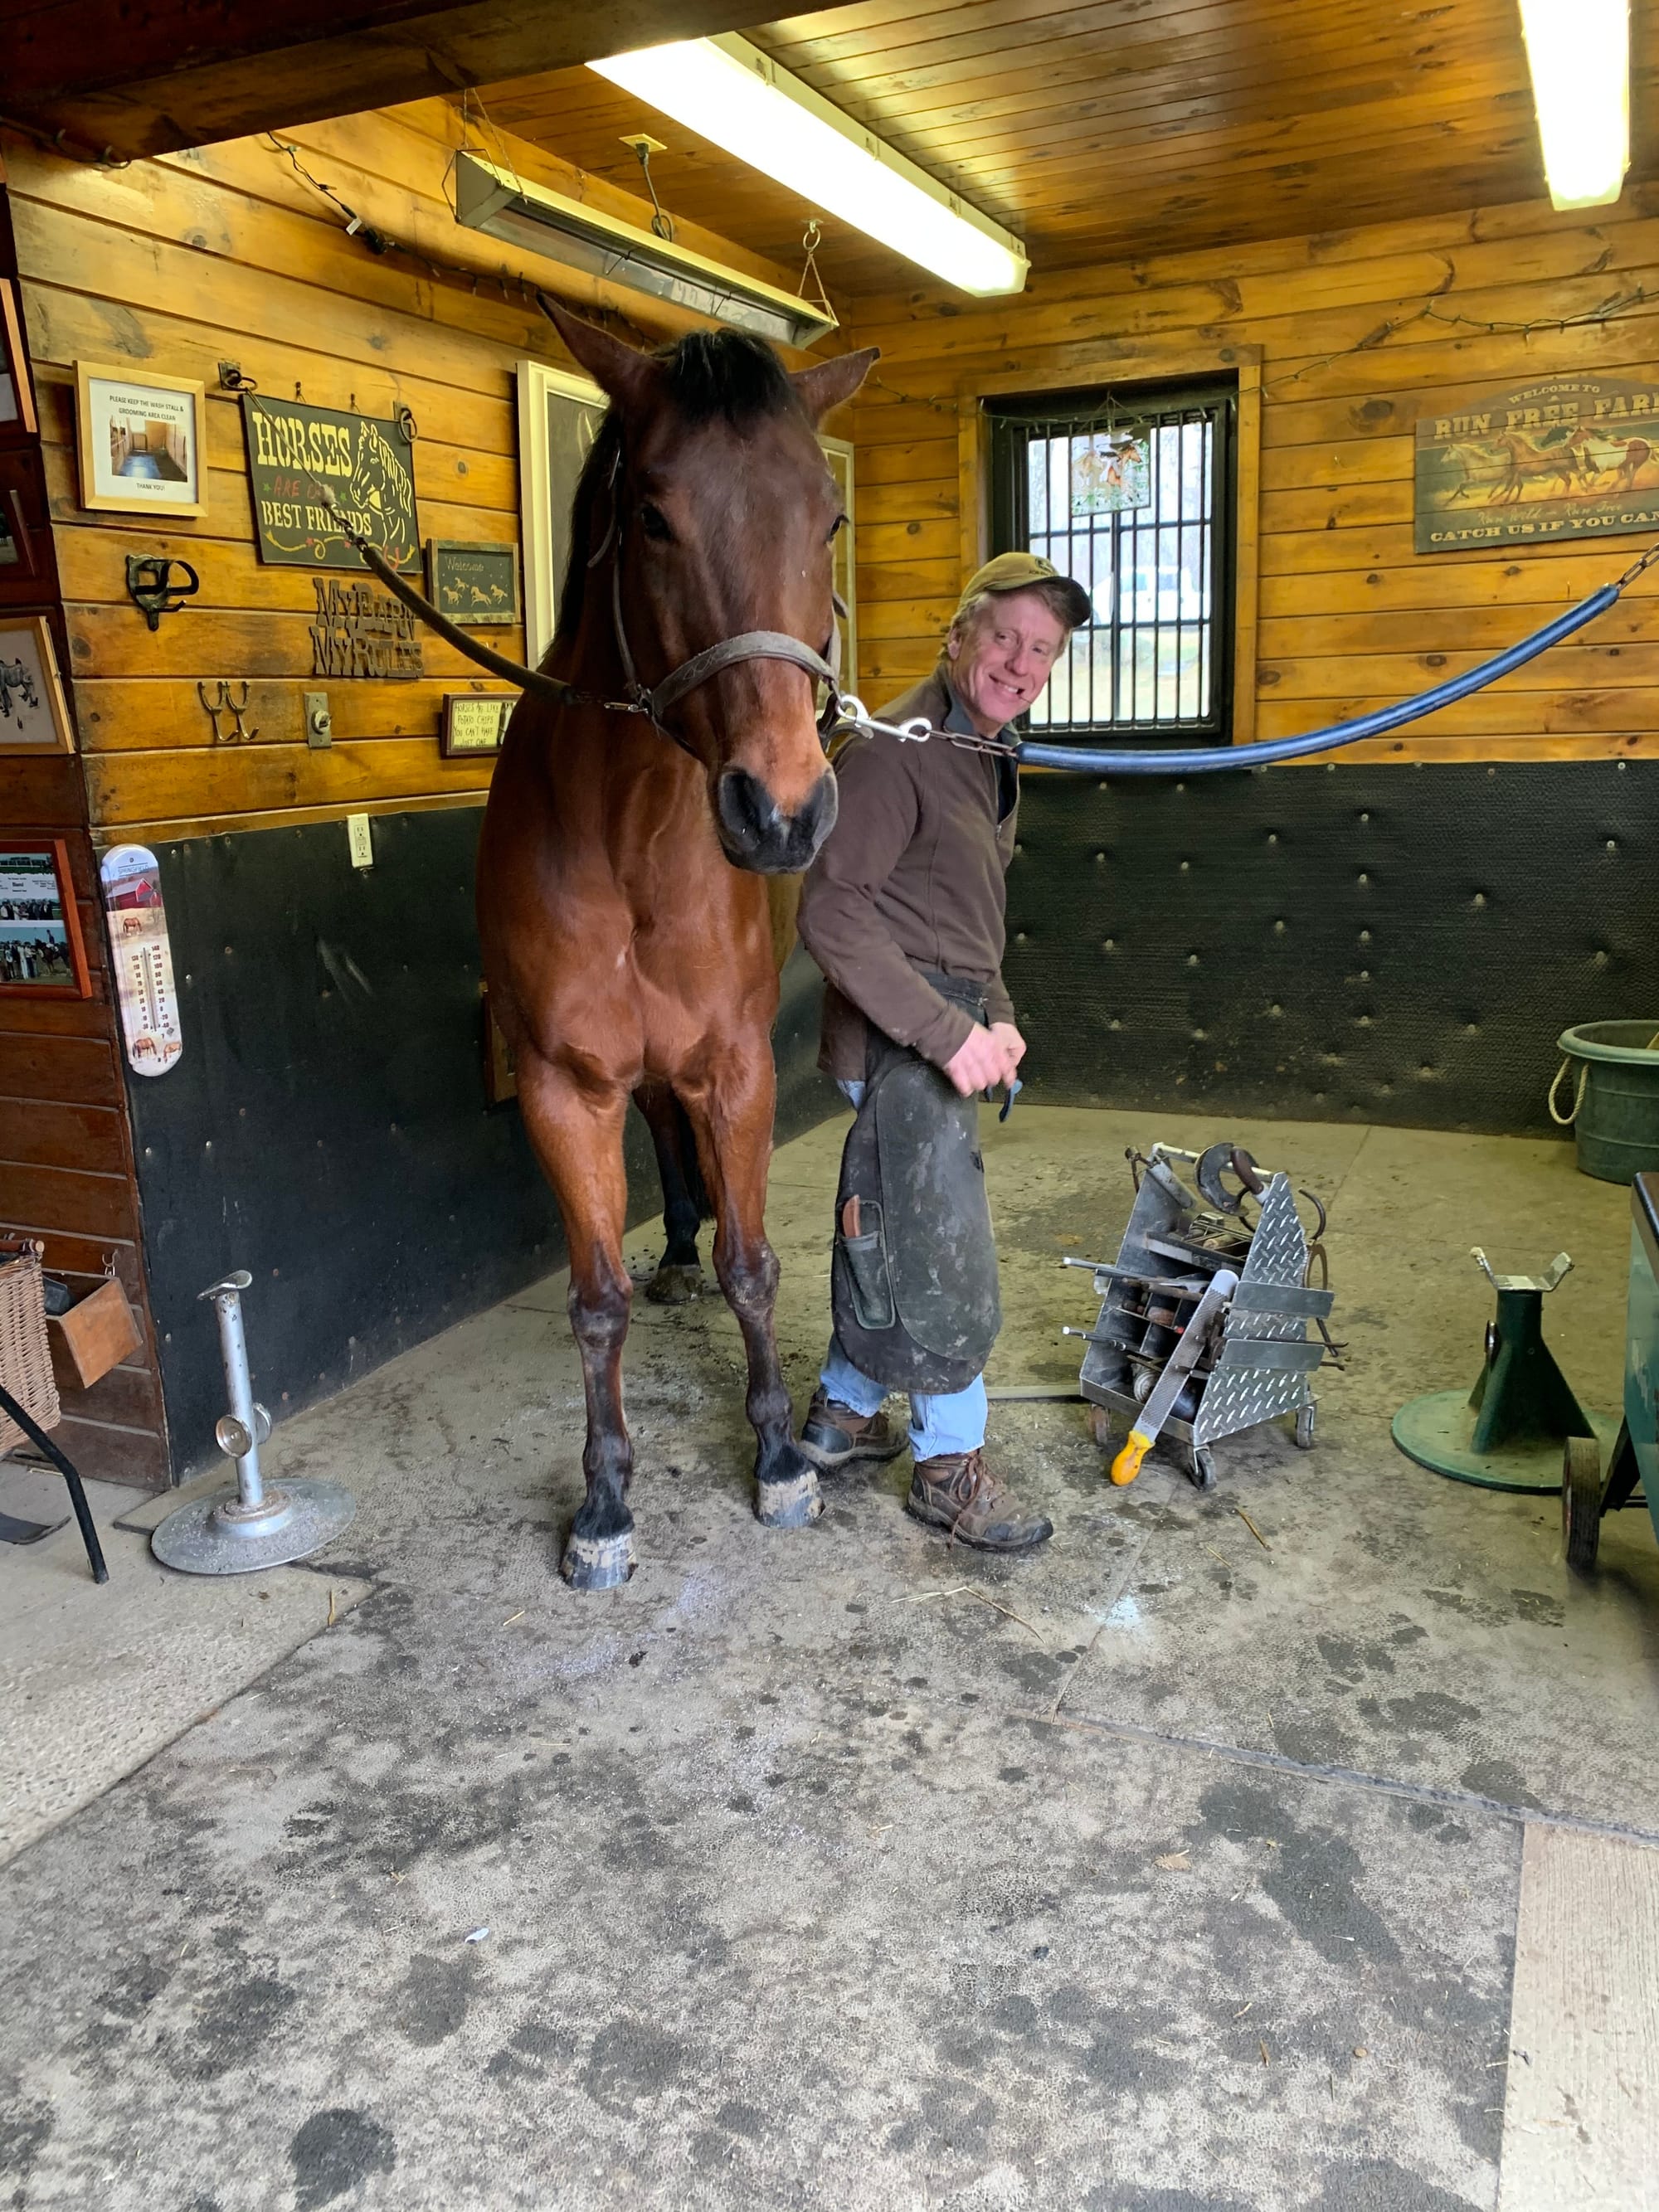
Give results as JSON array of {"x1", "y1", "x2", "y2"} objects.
[
  {"x1": 1413, "y1": 376, "x2": 1659, "y2": 552},
  {"x1": 241, "y1": 393, "x2": 422, "y2": 572}
]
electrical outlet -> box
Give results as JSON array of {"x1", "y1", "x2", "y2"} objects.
[{"x1": 347, "y1": 813, "x2": 373, "y2": 869}]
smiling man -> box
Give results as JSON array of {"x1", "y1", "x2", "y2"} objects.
[{"x1": 795, "y1": 552, "x2": 1089, "y2": 1550}]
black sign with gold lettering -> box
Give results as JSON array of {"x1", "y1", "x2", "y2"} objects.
[
  {"x1": 242, "y1": 395, "x2": 421, "y2": 571},
  {"x1": 1415, "y1": 375, "x2": 1659, "y2": 552}
]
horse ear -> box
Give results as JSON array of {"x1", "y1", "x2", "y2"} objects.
[
  {"x1": 541, "y1": 299, "x2": 659, "y2": 411},
  {"x1": 790, "y1": 346, "x2": 879, "y2": 427}
]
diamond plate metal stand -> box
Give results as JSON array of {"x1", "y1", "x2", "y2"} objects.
[
  {"x1": 1068, "y1": 1140, "x2": 1335, "y2": 1490},
  {"x1": 151, "y1": 1271, "x2": 357, "y2": 1574},
  {"x1": 1392, "y1": 1248, "x2": 1618, "y2": 1493}
]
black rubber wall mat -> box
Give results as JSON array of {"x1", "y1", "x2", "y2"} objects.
[
  {"x1": 123, "y1": 809, "x2": 834, "y2": 1478},
  {"x1": 1002, "y1": 760, "x2": 1659, "y2": 1131}
]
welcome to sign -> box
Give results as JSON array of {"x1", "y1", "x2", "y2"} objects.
[
  {"x1": 1414, "y1": 375, "x2": 1659, "y2": 552},
  {"x1": 241, "y1": 395, "x2": 421, "y2": 571}
]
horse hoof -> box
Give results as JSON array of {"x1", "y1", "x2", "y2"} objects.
[
  {"x1": 756, "y1": 1465, "x2": 823, "y2": 1530},
  {"x1": 645, "y1": 1263, "x2": 704, "y2": 1305},
  {"x1": 561, "y1": 1525, "x2": 637, "y2": 1590}
]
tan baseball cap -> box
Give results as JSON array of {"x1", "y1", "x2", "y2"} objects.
[{"x1": 953, "y1": 551, "x2": 1090, "y2": 631}]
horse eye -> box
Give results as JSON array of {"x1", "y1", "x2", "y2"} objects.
[
  {"x1": 827, "y1": 513, "x2": 848, "y2": 542},
  {"x1": 640, "y1": 503, "x2": 674, "y2": 542}
]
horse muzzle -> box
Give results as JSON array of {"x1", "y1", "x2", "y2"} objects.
[{"x1": 713, "y1": 766, "x2": 838, "y2": 875}]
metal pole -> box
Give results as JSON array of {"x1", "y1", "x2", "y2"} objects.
[
  {"x1": 150, "y1": 1265, "x2": 357, "y2": 1576},
  {"x1": 203, "y1": 1271, "x2": 263, "y2": 1509}
]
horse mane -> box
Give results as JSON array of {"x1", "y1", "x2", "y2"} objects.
[{"x1": 552, "y1": 329, "x2": 798, "y2": 650}]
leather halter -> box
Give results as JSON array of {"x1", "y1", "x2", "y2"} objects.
[
  {"x1": 319, "y1": 448, "x2": 847, "y2": 757},
  {"x1": 590, "y1": 443, "x2": 844, "y2": 757}
]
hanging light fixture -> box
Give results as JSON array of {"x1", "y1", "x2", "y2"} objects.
[
  {"x1": 452, "y1": 149, "x2": 839, "y2": 349},
  {"x1": 1517, "y1": 0, "x2": 1629, "y2": 210},
  {"x1": 589, "y1": 35, "x2": 1029, "y2": 298}
]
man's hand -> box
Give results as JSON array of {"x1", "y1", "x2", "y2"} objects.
[{"x1": 944, "y1": 1020, "x2": 1026, "y2": 1098}]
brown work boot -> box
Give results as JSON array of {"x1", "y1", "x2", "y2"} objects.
[
  {"x1": 797, "y1": 1387, "x2": 907, "y2": 1471},
  {"x1": 907, "y1": 1449, "x2": 1053, "y2": 1552}
]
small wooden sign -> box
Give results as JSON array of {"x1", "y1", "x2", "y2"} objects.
[
  {"x1": 440, "y1": 693, "x2": 514, "y2": 756},
  {"x1": 1416, "y1": 375, "x2": 1659, "y2": 552},
  {"x1": 242, "y1": 393, "x2": 421, "y2": 571},
  {"x1": 428, "y1": 540, "x2": 519, "y2": 626}
]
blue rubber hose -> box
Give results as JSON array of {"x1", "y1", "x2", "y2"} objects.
[{"x1": 1015, "y1": 582, "x2": 1623, "y2": 775}]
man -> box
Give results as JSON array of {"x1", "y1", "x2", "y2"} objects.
[{"x1": 795, "y1": 552, "x2": 1090, "y2": 1551}]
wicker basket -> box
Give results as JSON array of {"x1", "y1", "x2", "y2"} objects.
[{"x1": 0, "y1": 1238, "x2": 61, "y2": 1455}]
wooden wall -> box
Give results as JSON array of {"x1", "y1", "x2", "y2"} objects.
[
  {"x1": 0, "y1": 159, "x2": 168, "y2": 1486},
  {"x1": 845, "y1": 186, "x2": 1659, "y2": 764},
  {"x1": 4, "y1": 97, "x2": 814, "y2": 846}
]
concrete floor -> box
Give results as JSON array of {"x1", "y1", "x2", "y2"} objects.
[{"x1": 2, "y1": 1106, "x2": 1657, "y2": 2211}]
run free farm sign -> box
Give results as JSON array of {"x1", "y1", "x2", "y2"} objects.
[{"x1": 1414, "y1": 376, "x2": 1659, "y2": 552}]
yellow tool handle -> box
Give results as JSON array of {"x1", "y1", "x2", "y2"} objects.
[{"x1": 1110, "y1": 1430, "x2": 1151, "y2": 1487}]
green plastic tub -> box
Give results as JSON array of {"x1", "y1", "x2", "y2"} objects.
[{"x1": 1552, "y1": 1021, "x2": 1659, "y2": 1184}]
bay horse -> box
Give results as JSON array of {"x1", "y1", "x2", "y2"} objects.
[{"x1": 477, "y1": 304, "x2": 876, "y2": 1588}]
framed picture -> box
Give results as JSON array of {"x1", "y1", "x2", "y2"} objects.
[
  {"x1": 75, "y1": 361, "x2": 206, "y2": 517},
  {"x1": 429, "y1": 539, "x2": 519, "y2": 626},
  {"x1": 0, "y1": 839, "x2": 91, "y2": 999},
  {"x1": 517, "y1": 358, "x2": 608, "y2": 666},
  {"x1": 0, "y1": 452, "x2": 44, "y2": 591},
  {"x1": 440, "y1": 693, "x2": 515, "y2": 758},
  {"x1": 0, "y1": 282, "x2": 37, "y2": 440},
  {"x1": 0, "y1": 614, "x2": 75, "y2": 753},
  {"x1": 820, "y1": 432, "x2": 858, "y2": 695},
  {"x1": 0, "y1": 491, "x2": 36, "y2": 586}
]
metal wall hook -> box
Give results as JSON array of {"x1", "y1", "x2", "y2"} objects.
[
  {"x1": 197, "y1": 678, "x2": 257, "y2": 745},
  {"x1": 126, "y1": 555, "x2": 199, "y2": 632}
]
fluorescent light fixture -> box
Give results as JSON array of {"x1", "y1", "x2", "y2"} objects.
[
  {"x1": 590, "y1": 35, "x2": 1029, "y2": 298},
  {"x1": 452, "y1": 149, "x2": 839, "y2": 350},
  {"x1": 1518, "y1": 0, "x2": 1629, "y2": 210}
]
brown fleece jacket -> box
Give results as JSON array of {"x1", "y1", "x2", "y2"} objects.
[{"x1": 798, "y1": 669, "x2": 1018, "y2": 1082}]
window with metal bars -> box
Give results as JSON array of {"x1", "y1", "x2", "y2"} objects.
[{"x1": 987, "y1": 377, "x2": 1236, "y2": 743}]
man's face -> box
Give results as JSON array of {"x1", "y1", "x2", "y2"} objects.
[{"x1": 946, "y1": 588, "x2": 1071, "y2": 736}]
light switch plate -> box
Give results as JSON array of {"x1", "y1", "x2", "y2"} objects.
[{"x1": 347, "y1": 813, "x2": 373, "y2": 869}]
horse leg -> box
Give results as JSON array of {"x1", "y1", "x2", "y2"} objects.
[
  {"x1": 516, "y1": 1052, "x2": 638, "y2": 1591},
  {"x1": 635, "y1": 1081, "x2": 707, "y2": 1305},
  {"x1": 680, "y1": 1049, "x2": 822, "y2": 1532}
]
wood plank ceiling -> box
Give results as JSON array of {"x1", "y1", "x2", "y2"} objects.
[{"x1": 475, "y1": 0, "x2": 1659, "y2": 301}]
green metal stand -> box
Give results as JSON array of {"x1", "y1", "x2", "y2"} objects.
[{"x1": 1393, "y1": 1247, "x2": 1618, "y2": 1492}]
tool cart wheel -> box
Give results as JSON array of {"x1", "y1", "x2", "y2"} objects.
[
  {"x1": 1294, "y1": 1403, "x2": 1316, "y2": 1450},
  {"x1": 1190, "y1": 1446, "x2": 1218, "y2": 1492},
  {"x1": 1086, "y1": 1403, "x2": 1113, "y2": 1451},
  {"x1": 1561, "y1": 1435, "x2": 1603, "y2": 1574}
]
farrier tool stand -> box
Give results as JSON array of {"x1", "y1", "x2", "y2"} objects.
[
  {"x1": 151, "y1": 1271, "x2": 357, "y2": 1574},
  {"x1": 1065, "y1": 1141, "x2": 1336, "y2": 1490}
]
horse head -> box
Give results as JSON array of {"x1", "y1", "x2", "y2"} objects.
[{"x1": 545, "y1": 302, "x2": 877, "y2": 876}]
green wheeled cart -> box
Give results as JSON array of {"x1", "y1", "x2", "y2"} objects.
[{"x1": 1560, "y1": 1171, "x2": 1659, "y2": 1572}]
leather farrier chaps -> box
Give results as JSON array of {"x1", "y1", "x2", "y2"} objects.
[{"x1": 830, "y1": 974, "x2": 1001, "y2": 1394}]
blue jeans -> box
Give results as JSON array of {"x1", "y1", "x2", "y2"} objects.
[{"x1": 820, "y1": 1079, "x2": 987, "y2": 1462}]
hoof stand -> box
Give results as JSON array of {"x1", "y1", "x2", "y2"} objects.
[
  {"x1": 755, "y1": 1466, "x2": 823, "y2": 1529},
  {"x1": 561, "y1": 1525, "x2": 637, "y2": 1591}
]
